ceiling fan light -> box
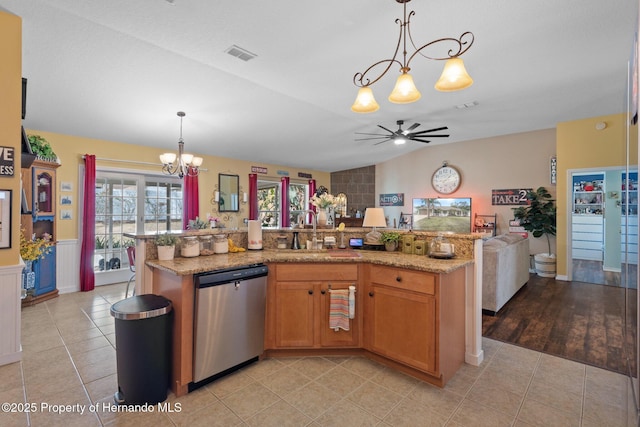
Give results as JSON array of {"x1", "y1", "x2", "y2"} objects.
[
  {"x1": 389, "y1": 73, "x2": 421, "y2": 104},
  {"x1": 435, "y1": 58, "x2": 473, "y2": 92},
  {"x1": 351, "y1": 87, "x2": 380, "y2": 113},
  {"x1": 393, "y1": 136, "x2": 407, "y2": 145}
]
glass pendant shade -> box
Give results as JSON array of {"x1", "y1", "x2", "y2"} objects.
[
  {"x1": 181, "y1": 153, "x2": 194, "y2": 164},
  {"x1": 191, "y1": 156, "x2": 203, "y2": 167},
  {"x1": 388, "y1": 73, "x2": 422, "y2": 104},
  {"x1": 351, "y1": 87, "x2": 380, "y2": 113},
  {"x1": 160, "y1": 153, "x2": 176, "y2": 164},
  {"x1": 434, "y1": 58, "x2": 473, "y2": 92}
]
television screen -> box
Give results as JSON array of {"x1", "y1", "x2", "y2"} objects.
[{"x1": 412, "y1": 197, "x2": 472, "y2": 233}]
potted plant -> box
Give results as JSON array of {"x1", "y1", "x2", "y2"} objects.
[
  {"x1": 380, "y1": 230, "x2": 402, "y2": 252},
  {"x1": 27, "y1": 134, "x2": 57, "y2": 162},
  {"x1": 512, "y1": 187, "x2": 557, "y2": 277},
  {"x1": 155, "y1": 233, "x2": 178, "y2": 261},
  {"x1": 187, "y1": 216, "x2": 209, "y2": 230}
]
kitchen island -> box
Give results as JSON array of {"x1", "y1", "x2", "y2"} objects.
[{"x1": 145, "y1": 246, "x2": 481, "y2": 397}]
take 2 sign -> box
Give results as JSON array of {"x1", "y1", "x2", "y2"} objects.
[
  {"x1": 491, "y1": 188, "x2": 532, "y2": 206},
  {"x1": 0, "y1": 146, "x2": 15, "y2": 177}
]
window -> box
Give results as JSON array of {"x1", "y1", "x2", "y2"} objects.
[{"x1": 258, "y1": 179, "x2": 310, "y2": 228}]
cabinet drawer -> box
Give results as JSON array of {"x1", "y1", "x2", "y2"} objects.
[
  {"x1": 370, "y1": 265, "x2": 436, "y2": 295},
  {"x1": 275, "y1": 263, "x2": 358, "y2": 281}
]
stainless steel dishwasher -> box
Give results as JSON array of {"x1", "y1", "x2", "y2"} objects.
[{"x1": 191, "y1": 263, "x2": 268, "y2": 390}]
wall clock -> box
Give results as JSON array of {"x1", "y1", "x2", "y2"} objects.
[{"x1": 431, "y1": 162, "x2": 461, "y2": 194}]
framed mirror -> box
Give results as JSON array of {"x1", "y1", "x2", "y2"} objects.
[{"x1": 219, "y1": 173, "x2": 240, "y2": 212}]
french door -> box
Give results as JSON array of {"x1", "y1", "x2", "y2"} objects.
[{"x1": 94, "y1": 171, "x2": 182, "y2": 285}]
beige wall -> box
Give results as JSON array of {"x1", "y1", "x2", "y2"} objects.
[
  {"x1": 27, "y1": 129, "x2": 331, "y2": 241},
  {"x1": 0, "y1": 11, "x2": 21, "y2": 267},
  {"x1": 376, "y1": 129, "x2": 557, "y2": 256}
]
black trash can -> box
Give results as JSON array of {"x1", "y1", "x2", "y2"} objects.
[{"x1": 110, "y1": 294, "x2": 172, "y2": 405}]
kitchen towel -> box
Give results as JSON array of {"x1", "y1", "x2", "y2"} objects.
[
  {"x1": 329, "y1": 289, "x2": 350, "y2": 331},
  {"x1": 247, "y1": 220, "x2": 262, "y2": 250}
]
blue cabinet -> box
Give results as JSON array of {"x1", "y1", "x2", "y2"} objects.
[{"x1": 33, "y1": 246, "x2": 56, "y2": 296}]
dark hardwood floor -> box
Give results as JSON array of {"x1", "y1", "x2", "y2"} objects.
[
  {"x1": 572, "y1": 259, "x2": 637, "y2": 288},
  {"x1": 482, "y1": 272, "x2": 637, "y2": 376}
]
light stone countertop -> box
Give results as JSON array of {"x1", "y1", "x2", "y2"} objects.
[{"x1": 145, "y1": 248, "x2": 473, "y2": 276}]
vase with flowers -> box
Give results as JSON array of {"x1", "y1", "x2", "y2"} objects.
[
  {"x1": 20, "y1": 229, "x2": 53, "y2": 292},
  {"x1": 310, "y1": 191, "x2": 336, "y2": 228}
]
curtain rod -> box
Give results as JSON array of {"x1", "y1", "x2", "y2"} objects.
[{"x1": 81, "y1": 155, "x2": 208, "y2": 172}]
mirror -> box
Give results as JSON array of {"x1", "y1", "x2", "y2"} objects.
[{"x1": 219, "y1": 174, "x2": 240, "y2": 212}]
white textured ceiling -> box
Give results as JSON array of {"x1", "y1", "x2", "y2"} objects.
[{"x1": 2, "y1": 0, "x2": 637, "y2": 172}]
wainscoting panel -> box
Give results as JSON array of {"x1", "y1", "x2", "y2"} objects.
[
  {"x1": 57, "y1": 239, "x2": 79, "y2": 294},
  {"x1": 0, "y1": 263, "x2": 23, "y2": 366}
]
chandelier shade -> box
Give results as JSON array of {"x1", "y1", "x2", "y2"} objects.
[
  {"x1": 351, "y1": 87, "x2": 380, "y2": 113},
  {"x1": 160, "y1": 111, "x2": 203, "y2": 178},
  {"x1": 352, "y1": 0, "x2": 474, "y2": 112},
  {"x1": 434, "y1": 58, "x2": 474, "y2": 91},
  {"x1": 388, "y1": 72, "x2": 422, "y2": 104}
]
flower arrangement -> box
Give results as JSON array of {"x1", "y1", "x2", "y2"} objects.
[
  {"x1": 187, "y1": 216, "x2": 209, "y2": 230},
  {"x1": 20, "y1": 230, "x2": 53, "y2": 261},
  {"x1": 310, "y1": 192, "x2": 336, "y2": 209},
  {"x1": 154, "y1": 232, "x2": 178, "y2": 246}
]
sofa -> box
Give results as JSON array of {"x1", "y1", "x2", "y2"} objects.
[{"x1": 482, "y1": 233, "x2": 531, "y2": 315}]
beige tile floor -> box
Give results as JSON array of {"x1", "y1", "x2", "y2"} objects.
[{"x1": 1, "y1": 282, "x2": 638, "y2": 426}]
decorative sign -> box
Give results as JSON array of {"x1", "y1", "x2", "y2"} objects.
[
  {"x1": 491, "y1": 188, "x2": 532, "y2": 205},
  {"x1": 298, "y1": 172, "x2": 312, "y2": 179},
  {"x1": 251, "y1": 166, "x2": 267, "y2": 174},
  {"x1": 379, "y1": 193, "x2": 404, "y2": 206},
  {"x1": 508, "y1": 219, "x2": 528, "y2": 238},
  {"x1": 0, "y1": 146, "x2": 15, "y2": 177},
  {"x1": 277, "y1": 170, "x2": 289, "y2": 176},
  {"x1": 550, "y1": 156, "x2": 557, "y2": 185}
]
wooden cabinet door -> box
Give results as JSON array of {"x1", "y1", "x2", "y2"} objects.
[
  {"x1": 366, "y1": 283, "x2": 437, "y2": 375},
  {"x1": 34, "y1": 246, "x2": 56, "y2": 296},
  {"x1": 319, "y1": 281, "x2": 359, "y2": 347},
  {"x1": 274, "y1": 282, "x2": 316, "y2": 348}
]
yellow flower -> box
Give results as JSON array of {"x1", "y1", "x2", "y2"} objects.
[{"x1": 20, "y1": 229, "x2": 52, "y2": 262}]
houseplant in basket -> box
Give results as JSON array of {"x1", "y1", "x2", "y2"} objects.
[
  {"x1": 512, "y1": 186, "x2": 556, "y2": 277},
  {"x1": 155, "y1": 233, "x2": 178, "y2": 261},
  {"x1": 380, "y1": 231, "x2": 402, "y2": 252}
]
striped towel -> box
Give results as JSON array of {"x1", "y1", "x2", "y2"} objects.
[{"x1": 329, "y1": 289, "x2": 350, "y2": 331}]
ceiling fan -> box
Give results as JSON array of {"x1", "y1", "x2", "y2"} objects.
[{"x1": 355, "y1": 120, "x2": 449, "y2": 145}]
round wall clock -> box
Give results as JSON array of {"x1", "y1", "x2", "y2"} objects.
[{"x1": 431, "y1": 162, "x2": 461, "y2": 194}]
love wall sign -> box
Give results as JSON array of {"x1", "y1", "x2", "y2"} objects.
[{"x1": 0, "y1": 146, "x2": 15, "y2": 177}]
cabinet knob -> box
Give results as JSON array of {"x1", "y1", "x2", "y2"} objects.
[
  {"x1": 369, "y1": 291, "x2": 374, "y2": 297},
  {"x1": 308, "y1": 290, "x2": 313, "y2": 295},
  {"x1": 321, "y1": 289, "x2": 326, "y2": 294},
  {"x1": 396, "y1": 276, "x2": 402, "y2": 282}
]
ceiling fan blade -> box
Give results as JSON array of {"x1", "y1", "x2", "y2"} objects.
[
  {"x1": 355, "y1": 136, "x2": 394, "y2": 141},
  {"x1": 412, "y1": 138, "x2": 432, "y2": 144},
  {"x1": 355, "y1": 132, "x2": 392, "y2": 137},
  {"x1": 406, "y1": 123, "x2": 421, "y2": 131},
  {"x1": 412, "y1": 126, "x2": 448, "y2": 134},
  {"x1": 411, "y1": 133, "x2": 449, "y2": 138},
  {"x1": 373, "y1": 139, "x2": 392, "y2": 145},
  {"x1": 377, "y1": 125, "x2": 396, "y2": 135}
]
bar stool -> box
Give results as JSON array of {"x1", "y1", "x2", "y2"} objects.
[{"x1": 125, "y1": 246, "x2": 136, "y2": 298}]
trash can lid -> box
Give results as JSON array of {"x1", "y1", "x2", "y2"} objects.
[{"x1": 110, "y1": 294, "x2": 172, "y2": 320}]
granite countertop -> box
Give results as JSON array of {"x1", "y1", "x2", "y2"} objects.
[{"x1": 145, "y1": 249, "x2": 473, "y2": 276}]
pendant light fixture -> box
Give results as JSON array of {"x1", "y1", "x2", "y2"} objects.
[
  {"x1": 159, "y1": 111, "x2": 203, "y2": 178},
  {"x1": 351, "y1": 0, "x2": 474, "y2": 113}
]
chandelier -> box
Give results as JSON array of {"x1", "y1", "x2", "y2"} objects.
[
  {"x1": 351, "y1": 0, "x2": 474, "y2": 113},
  {"x1": 159, "y1": 111, "x2": 203, "y2": 178}
]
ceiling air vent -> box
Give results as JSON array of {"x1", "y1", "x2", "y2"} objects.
[{"x1": 225, "y1": 45, "x2": 257, "y2": 62}]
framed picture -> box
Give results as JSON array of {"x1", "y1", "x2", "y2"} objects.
[
  {"x1": 60, "y1": 181, "x2": 73, "y2": 192},
  {"x1": 0, "y1": 190, "x2": 12, "y2": 249},
  {"x1": 60, "y1": 210, "x2": 73, "y2": 220},
  {"x1": 60, "y1": 195, "x2": 73, "y2": 205}
]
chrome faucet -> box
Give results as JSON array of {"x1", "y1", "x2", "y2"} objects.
[{"x1": 303, "y1": 210, "x2": 318, "y2": 249}]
